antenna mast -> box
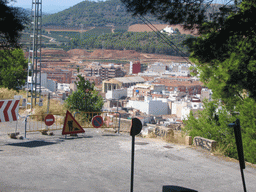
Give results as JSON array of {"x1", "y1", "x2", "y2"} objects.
[{"x1": 27, "y1": 0, "x2": 42, "y2": 109}]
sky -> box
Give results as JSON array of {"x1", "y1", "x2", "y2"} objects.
[
  {"x1": 12, "y1": 0, "x2": 89, "y2": 13},
  {"x1": 12, "y1": 0, "x2": 230, "y2": 14}
]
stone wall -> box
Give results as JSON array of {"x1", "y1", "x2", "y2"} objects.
[
  {"x1": 116, "y1": 121, "x2": 217, "y2": 151},
  {"x1": 147, "y1": 124, "x2": 187, "y2": 145},
  {"x1": 193, "y1": 136, "x2": 217, "y2": 151}
]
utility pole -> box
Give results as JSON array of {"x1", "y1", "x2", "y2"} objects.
[{"x1": 27, "y1": 0, "x2": 42, "y2": 109}]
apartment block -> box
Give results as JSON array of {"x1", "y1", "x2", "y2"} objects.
[
  {"x1": 83, "y1": 63, "x2": 125, "y2": 81},
  {"x1": 41, "y1": 68, "x2": 72, "y2": 83},
  {"x1": 102, "y1": 76, "x2": 145, "y2": 93}
]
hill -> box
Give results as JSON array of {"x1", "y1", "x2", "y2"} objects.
[
  {"x1": 128, "y1": 24, "x2": 198, "y2": 35},
  {"x1": 42, "y1": 0, "x2": 164, "y2": 28}
]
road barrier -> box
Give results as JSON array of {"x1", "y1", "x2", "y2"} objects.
[
  {"x1": 24, "y1": 113, "x2": 66, "y2": 137},
  {"x1": 24, "y1": 111, "x2": 121, "y2": 137},
  {"x1": 0, "y1": 99, "x2": 20, "y2": 122},
  {"x1": 74, "y1": 111, "x2": 121, "y2": 133}
]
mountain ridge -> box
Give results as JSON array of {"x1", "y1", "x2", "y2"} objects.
[{"x1": 42, "y1": 0, "x2": 164, "y2": 28}]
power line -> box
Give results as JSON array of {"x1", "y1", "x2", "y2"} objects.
[
  {"x1": 121, "y1": 1, "x2": 193, "y2": 64},
  {"x1": 138, "y1": 14, "x2": 192, "y2": 64}
]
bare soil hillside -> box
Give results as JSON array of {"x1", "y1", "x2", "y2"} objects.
[
  {"x1": 69, "y1": 49, "x2": 188, "y2": 63},
  {"x1": 39, "y1": 48, "x2": 189, "y2": 64},
  {"x1": 128, "y1": 24, "x2": 198, "y2": 35}
]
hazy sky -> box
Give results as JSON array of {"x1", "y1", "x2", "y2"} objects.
[
  {"x1": 12, "y1": 0, "x2": 88, "y2": 13},
  {"x1": 12, "y1": 0, "x2": 230, "y2": 14}
]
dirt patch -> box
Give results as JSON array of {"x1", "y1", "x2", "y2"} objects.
[
  {"x1": 67, "y1": 49, "x2": 91, "y2": 56},
  {"x1": 41, "y1": 49, "x2": 68, "y2": 56},
  {"x1": 36, "y1": 48, "x2": 188, "y2": 64}
]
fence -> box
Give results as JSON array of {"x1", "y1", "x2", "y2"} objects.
[
  {"x1": 24, "y1": 113, "x2": 66, "y2": 137},
  {"x1": 74, "y1": 111, "x2": 120, "y2": 132},
  {"x1": 24, "y1": 111, "x2": 121, "y2": 137}
]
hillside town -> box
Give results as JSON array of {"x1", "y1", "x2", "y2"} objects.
[{"x1": 26, "y1": 48, "x2": 211, "y2": 129}]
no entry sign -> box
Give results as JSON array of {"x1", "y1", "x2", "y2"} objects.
[
  {"x1": 45, "y1": 114, "x2": 55, "y2": 126},
  {"x1": 92, "y1": 115, "x2": 103, "y2": 128}
]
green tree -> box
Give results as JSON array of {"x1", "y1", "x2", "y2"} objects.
[
  {"x1": 121, "y1": 0, "x2": 254, "y2": 106},
  {"x1": 0, "y1": 0, "x2": 29, "y2": 48},
  {"x1": 0, "y1": 49, "x2": 27, "y2": 90},
  {"x1": 187, "y1": 1, "x2": 256, "y2": 110},
  {"x1": 121, "y1": 0, "x2": 256, "y2": 163},
  {"x1": 65, "y1": 75, "x2": 104, "y2": 113},
  {"x1": 121, "y1": 0, "x2": 239, "y2": 32},
  {"x1": 184, "y1": 98, "x2": 256, "y2": 164}
]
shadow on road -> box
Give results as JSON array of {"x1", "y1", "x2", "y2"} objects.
[
  {"x1": 102, "y1": 134, "x2": 119, "y2": 137},
  {"x1": 162, "y1": 185, "x2": 198, "y2": 192},
  {"x1": 63, "y1": 135, "x2": 93, "y2": 140},
  {"x1": 7, "y1": 140, "x2": 58, "y2": 148}
]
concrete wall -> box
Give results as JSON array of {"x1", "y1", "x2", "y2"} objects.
[
  {"x1": 148, "y1": 100, "x2": 168, "y2": 115},
  {"x1": 41, "y1": 73, "x2": 48, "y2": 88},
  {"x1": 106, "y1": 89, "x2": 127, "y2": 100},
  {"x1": 47, "y1": 79, "x2": 57, "y2": 92}
]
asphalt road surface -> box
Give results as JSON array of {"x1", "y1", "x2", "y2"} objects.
[{"x1": 0, "y1": 121, "x2": 256, "y2": 192}]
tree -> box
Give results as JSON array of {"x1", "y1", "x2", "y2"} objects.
[
  {"x1": 187, "y1": 1, "x2": 256, "y2": 110},
  {"x1": 121, "y1": 0, "x2": 255, "y2": 107},
  {"x1": 184, "y1": 98, "x2": 256, "y2": 164},
  {"x1": 0, "y1": 1, "x2": 28, "y2": 90},
  {"x1": 120, "y1": 0, "x2": 240, "y2": 33},
  {"x1": 0, "y1": 0, "x2": 29, "y2": 48},
  {"x1": 0, "y1": 48, "x2": 27, "y2": 90},
  {"x1": 121, "y1": 0, "x2": 256, "y2": 163},
  {"x1": 65, "y1": 75, "x2": 104, "y2": 113}
]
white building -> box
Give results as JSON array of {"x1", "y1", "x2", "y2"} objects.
[
  {"x1": 58, "y1": 83, "x2": 70, "y2": 92},
  {"x1": 127, "y1": 97, "x2": 169, "y2": 116},
  {"x1": 181, "y1": 106, "x2": 192, "y2": 120},
  {"x1": 172, "y1": 99, "x2": 204, "y2": 120},
  {"x1": 172, "y1": 101, "x2": 189, "y2": 117},
  {"x1": 106, "y1": 88, "x2": 127, "y2": 100},
  {"x1": 127, "y1": 86, "x2": 135, "y2": 98},
  {"x1": 148, "y1": 62, "x2": 168, "y2": 73},
  {"x1": 160, "y1": 26, "x2": 177, "y2": 35}
]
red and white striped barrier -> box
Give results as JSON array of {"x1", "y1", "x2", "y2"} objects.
[{"x1": 0, "y1": 100, "x2": 20, "y2": 122}]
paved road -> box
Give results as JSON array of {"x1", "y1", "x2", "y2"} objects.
[{"x1": 0, "y1": 121, "x2": 256, "y2": 192}]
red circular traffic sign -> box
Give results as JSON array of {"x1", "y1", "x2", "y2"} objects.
[
  {"x1": 92, "y1": 115, "x2": 103, "y2": 128},
  {"x1": 45, "y1": 114, "x2": 55, "y2": 126}
]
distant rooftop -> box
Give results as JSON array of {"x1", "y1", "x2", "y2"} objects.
[{"x1": 114, "y1": 76, "x2": 145, "y2": 84}]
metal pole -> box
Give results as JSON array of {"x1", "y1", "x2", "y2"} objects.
[
  {"x1": 241, "y1": 168, "x2": 247, "y2": 192},
  {"x1": 130, "y1": 135, "x2": 135, "y2": 192},
  {"x1": 25, "y1": 115, "x2": 29, "y2": 139},
  {"x1": 47, "y1": 93, "x2": 50, "y2": 114},
  {"x1": 115, "y1": 112, "x2": 121, "y2": 134},
  {"x1": 117, "y1": 99, "x2": 119, "y2": 113}
]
